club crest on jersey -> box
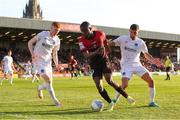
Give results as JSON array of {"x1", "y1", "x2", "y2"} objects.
[
  {"x1": 135, "y1": 43, "x2": 138, "y2": 46},
  {"x1": 122, "y1": 72, "x2": 126, "y2": 75}
]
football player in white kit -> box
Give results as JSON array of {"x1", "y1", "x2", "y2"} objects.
[
  {"x1": 24, "y1": 60, "x2": 32, "y2": 79},
  {"x1": 0, "y1": 50, "x2": 16, "y2": 85},
  {"x1": 28, "y1": 22, "x2": 61, "y2": 107},
  {"x1": 108, "y1": 24, "x2": 160, "y2": 107}
]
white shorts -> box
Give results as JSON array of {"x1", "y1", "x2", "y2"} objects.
[
  {"x1": 4, "y1": 67, "x2": 13, "y2": 74},
  {"x1": 34, "y1": 63, "x2": 52, "y2": 77},
  {"x1": 121, "y1": 65, "x2": 149, "y2": 79}
]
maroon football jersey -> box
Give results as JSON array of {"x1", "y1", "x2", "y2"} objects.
[
  {"x1": 69, "y1": 58, "x2": 77, "y2": 67},
  {"x1": 79, "y1": 31, "x2": 108, "y2": 56}
]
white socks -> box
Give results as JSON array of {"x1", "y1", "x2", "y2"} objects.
[
  {"x1": 114, "y1": 91, "x2": 121, "y2": 101},
  {"x1": 0, "y1": 78, "x2": 5, "y2": 85},
  {"x1": 149, "y1": 87, "x2": 155, "y2": 103},
  {"x1": 0, "y1": 77, "x2": 13, "y2": 85},
  {"x1": 47, "y1": 83, "x2": 59, "y2": 102},
  {"x1": 114, "y1": 87, "x2": 156, "y2": 103},
  {"x1": 38, "y1": 83, "x2": 59, "y2": 103},
  {"x1": 9, "y1": 76, "x2": 13, "y2": 85}
]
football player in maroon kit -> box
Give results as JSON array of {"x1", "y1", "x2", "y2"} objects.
[
  {"x1": 79, "y1": 21, "x2": 135, "y2": 111},
  {"x1": 69, "y1": 55, "x2": 78, "y2": 79}
]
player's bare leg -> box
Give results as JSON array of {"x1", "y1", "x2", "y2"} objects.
[
  {"x1": 104, "y1": 74, "x2": 135, "y2": 106},
  {"x1": 93, "y1": 77, "x2": 115, "y2": 111},
  {"x1": 0, "y1": 78, "x2": 5, "y2": 86},
  {"x1": 9, "y1": 73, "x2": 13, "y2": 85},
  {"x1": 141, "y1": 73, "x2": 159, "y2": 107},
  {"x1": 113, "y1": 77, "x2": 129, "y2": 103},
  {"x1": 0, "y1": 74, "x2": 7, "y2": 85},
  {"x1": 41, "y1": 74, "x2": 61, "y2": 107}
]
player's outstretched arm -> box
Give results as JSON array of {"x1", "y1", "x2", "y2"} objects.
[
  {"x1": 144, "y1": 52, "x2": 154, "y2": 62},
  {"x1": 144, "y1": 52, "x2": 162, "y2": 67},
  {"x1": 28, "y1": 36, "x2": 38, "y2": 59},
  {"x1": 52, "y1": 44, "x2": 61, "y2": 70},
  {"x1": 11, "y1": 63, "x2": 17, "y2": 73},
  {"x1": 52, "y1": 49, "x2": 59, "y2": 69}
]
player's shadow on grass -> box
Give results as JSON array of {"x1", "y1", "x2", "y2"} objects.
[
  {"x1": 134, "y1": 105, "x2": 150, "y2": 108},
  {"x1": 115, "y1": 105, "x2": 151, "y2": 110},
  {"x1": 125, "y1": 105, "x2": 152, "y2": 109},
  {"x1": 0, "y1": 103, "x2": 55, "y2": 107},
  {"x1": 39, "y1": 108, "x2": 95, "y2": 115},
  {"x1": 0, "y1": 108, "x2": 95, "y2": 116}
]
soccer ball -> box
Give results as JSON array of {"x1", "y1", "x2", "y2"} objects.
[{"x1": 91, "y1": 100, "x2": 104, "y2": 112}]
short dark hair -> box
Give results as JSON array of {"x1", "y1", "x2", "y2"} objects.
[
  {"x1": 80, "y1": 21, "x2": 91, "y2": 28},
  {"x1": 7, "y1": 49, "x2": 12, "y2": 54},
  {"x1": 130, "y1": 24, "x2": 139, "y2": 30}
]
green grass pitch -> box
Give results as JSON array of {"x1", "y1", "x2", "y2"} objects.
[{"x1": 0, "y1": 74, "x2": 180, "y2": 119}]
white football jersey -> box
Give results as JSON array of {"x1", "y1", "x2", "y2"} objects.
[
  {"x1": 33, "y1": 31, "x2": 60, "y2": 65},
  {"x1": 113, "y1": 35, "x2": 148, "y2": 66},
  {"x1": 2, "y1": 55, "x2": 13, "y2": 70}
]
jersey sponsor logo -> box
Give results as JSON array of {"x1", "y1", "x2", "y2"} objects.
[
  {"x1": 42, "y1": 42, "x2": 53, "y2": 49},
  {"x1": 124, "y1": 46, "x2": 137, "y2": 52},
  {"x1": 79, "y1": 42, "x2": 85, "y2": 50},
  {"x1": 122, "y1": 72, "x2": 126, "y2": 75}
]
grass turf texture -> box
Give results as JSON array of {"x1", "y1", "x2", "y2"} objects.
[{"x1": 0, "y1": 75, "x2": 180, "y2": 119}]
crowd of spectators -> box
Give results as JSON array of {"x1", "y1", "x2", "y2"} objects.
[{"x1": 0, "y1": 48, "x2": 180, "y2": 75}]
